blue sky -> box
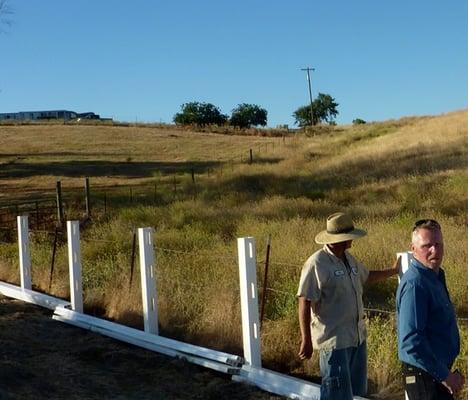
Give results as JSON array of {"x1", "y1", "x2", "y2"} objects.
[{"x1": 0, "y1": 1, "x2": 467, "y2": 127}]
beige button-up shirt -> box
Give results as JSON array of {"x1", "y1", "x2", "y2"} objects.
[{"x1": 297, "y1": 245, "x2": 369, "y2": 350}]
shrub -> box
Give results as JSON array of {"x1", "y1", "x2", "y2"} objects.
[{"x1": 353, "y1": 118, "x2": 367, "y2": 125}]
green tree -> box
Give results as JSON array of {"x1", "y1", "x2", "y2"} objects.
[
  {"x1": 230, "y1": 103, "x2": 267, "y2": 128},
  {"x1": 173, "y1": 102, "x2": 228, "y2": 126},
  {"x1": 293, "y1": 93, "x2": 339, "y2": 127},
  {"x1": 352, "y1": 118, "x2": 366, "y2": 125}
]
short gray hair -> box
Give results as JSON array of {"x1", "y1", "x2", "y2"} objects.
[{"x1": 411, "y1": 219, "x2": 441, "y2": 242}]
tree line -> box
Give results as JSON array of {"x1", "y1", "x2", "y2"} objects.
[
  {"x1": 173, "y1": 93, "x2": 339, "y2": 129},
  {"x1": 174, "y1": 103, "x2": 267, "y2": 129}
]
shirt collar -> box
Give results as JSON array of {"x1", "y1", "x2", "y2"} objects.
[
  {"x1": 410, "y1": 258, "x2": 445, "y2": 281},
  {"x1": 324, "y1": 244, "x2": 338, "y2": 259},
  {"x1": 323, "y1": 245, "x2": 352, "y2": 264}
]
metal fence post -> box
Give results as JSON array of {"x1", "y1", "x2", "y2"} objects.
[
  {"x1": 138, "y1": 227, "x2": 158, "y2": 335},
  {"x1": 67, "y1": 221, "x2": 83, "y2": 313},
  {"x1": 17, "y1": 216, "x2": 32, "y2": 290},
  {"x1": 56, "y1": 181, "x2": 64, "y2": 226},
  {"x1": 237, "y1": 236, "x2": 262, "y2": 367}
]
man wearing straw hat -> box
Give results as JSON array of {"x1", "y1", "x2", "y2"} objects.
[{"x1": 297, "y1": 212, "x2": 400, "y2": 400}]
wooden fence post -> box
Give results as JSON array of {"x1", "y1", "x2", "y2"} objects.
[
  {"x1": 85, "y1": 177, "x2": 91, "y2": 218},
  {"x1": 67, "y1": 221, "x2": 83, "y2": 313},
  {"x1": 17, "y1": 216, "x2": 32, "y2": 290},
  {"x1": 35, "y1": 201, "x2": 39, "y2": 229},
  {"x1": 237, "y1": 236, "x2": 262, "y2": 367},
  {"x1": 138, "y1": 227, "x2": 158, "y2": 334}
]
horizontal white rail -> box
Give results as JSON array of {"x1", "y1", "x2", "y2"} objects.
[
  {"x1": 234, "y1": 365, "x2": 321, "y2": 400},
  {"x1": 0, "y1": 281, "x2": 70, "y2": 310},
  {"x1": 53, "y1": 306, "x2": 242, "y2": 366},
  {"x1": 234, "y1": 365, "x2": 369, "y2": 400},
  {"x1": 53, "y1": 306, "x2": 241, "y2": 374}
]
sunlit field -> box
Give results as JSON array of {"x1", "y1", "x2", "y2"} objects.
[{"x1": 1, "y1": 110, "x2": 467, "y2": 399}]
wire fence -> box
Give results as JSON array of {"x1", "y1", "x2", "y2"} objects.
[
  {"x1": 0, "y1": 136, "x2": 301, "y2": 235},
  {"x1": 8, "y1": 229, "x2": 467, "y2": 325}
]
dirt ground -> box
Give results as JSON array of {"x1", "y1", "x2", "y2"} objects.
[{"x1": 0, "y1": 295, "x2": 283, "y2": 400}]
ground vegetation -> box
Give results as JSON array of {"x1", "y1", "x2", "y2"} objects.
[{"x1": 0, "y1": 110, "x2": 467, "y2": 399}]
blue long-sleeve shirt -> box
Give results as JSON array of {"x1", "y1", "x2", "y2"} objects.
[{"x1": 396, "y1": 258, "x2": 460, "y2": 381}]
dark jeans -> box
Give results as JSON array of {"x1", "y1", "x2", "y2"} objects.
[{"x1": 403, "y1": 363, "x2": 453, "y2": 400}]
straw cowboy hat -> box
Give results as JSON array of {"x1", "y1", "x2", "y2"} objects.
[{"x1": 315, "y1": 212, "x2": 367, "y2": 244}]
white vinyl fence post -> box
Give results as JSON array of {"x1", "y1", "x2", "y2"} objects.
[
  {"x1": 17, "y1": 216, "x2": 32, "y2": 290},
  {"x1": 237, "y1": 237, "x2": 262, "y2": 368},
  {"x1": 138, "y1": 227, "x2": 158, "y2": 335},
  {"x1": 397, "y1": 251, "x2": 413, "y2": 278},
  {"x1": 397, "y1": 251, "x2": 413, "y2": 400},
  {"x1": 67, "y1": 221, "x2": 83, "y2": 313}
]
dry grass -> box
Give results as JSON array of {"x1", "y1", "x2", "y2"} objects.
[{"x1": 0, "y1": 110, "x2": 467, "y2": 398}]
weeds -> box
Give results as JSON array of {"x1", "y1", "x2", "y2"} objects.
[{"x1": 0, "y1": 110, "x2": 467, "y2": 398}]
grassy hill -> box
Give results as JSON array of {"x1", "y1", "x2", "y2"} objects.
[{"x1": 0, "y1": 110, "x2": 467, "y2": 399}]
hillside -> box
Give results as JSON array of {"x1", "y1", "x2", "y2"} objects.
[{"x1": 0, "y1": 110, "x2": 467, "y2": 399}]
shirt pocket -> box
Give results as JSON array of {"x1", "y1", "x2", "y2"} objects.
[{"x1": 329, "y1": 269, "x2": 348, "y2": 293}]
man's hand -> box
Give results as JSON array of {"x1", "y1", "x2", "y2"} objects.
[
  {"x1": 298, "y1": 338, "x2": 313, "y2": 360},
  {"x1": 442, "y1": 370, "x2": 465, "y2": 395}
]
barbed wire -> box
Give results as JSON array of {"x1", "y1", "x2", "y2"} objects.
[
  {"x1": 154, "y1": 246, "x2": 237, "y2": 262},
  {"x1": 0, "y1": 139, "x2": 295, "y2": 225},
  {"x1": 13, "y1": 231, "x2": 468, "y2": 289},
  {"x1": 4, "y1": 224, "x2": 468, "y2": 319}
]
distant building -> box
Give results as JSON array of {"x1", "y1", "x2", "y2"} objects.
[
  {"x1": 76, "y1": 112, "x2": 100, "y2": 120},
  {"x1": 0, "y1": 110, "x2": 101, "y2": 121}
]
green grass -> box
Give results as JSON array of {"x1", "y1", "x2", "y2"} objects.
[{"x1": 0, "y1": 111, "x2": 467, "y2": 399}]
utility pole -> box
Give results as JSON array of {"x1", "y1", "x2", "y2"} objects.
[{"x1": 301, "y1": 67, "x2": 315, "y2": 125}]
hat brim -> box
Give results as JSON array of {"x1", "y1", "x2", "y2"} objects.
[{"x1": 314, "y1": 228, "x2": 367, "y2": 244}]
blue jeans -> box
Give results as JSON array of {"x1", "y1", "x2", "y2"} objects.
[{"x1": 319, "y1": 341, "x2": 368, "y2": 400}]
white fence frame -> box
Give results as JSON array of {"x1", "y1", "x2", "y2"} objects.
[
  {"x1": 138, "y1": 227, "x2": 158, "y2": 334},
  {"x1": 0, "y1": 219, "x2": 375, "y2": 400},
  {"x1": 397, "y1": 251, "x2": 413, "y2": 400},
  {"x1": 67, "y1": 221, "x2": 83, "y2": 313},
  {"x1": 237, "y1": 237, "x2": 262, "y2": 368},
  {"x1": 17, "y1": 216, "x2": 32, "y2": 290}
]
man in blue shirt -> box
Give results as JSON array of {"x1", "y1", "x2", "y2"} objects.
[{"x1": 397, "y1": 219, "x2": 465, "y2": 399}]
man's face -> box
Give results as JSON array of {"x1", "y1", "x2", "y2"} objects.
[{"x1": 411, "y1": 228, "x2": 444, "y2": 270}]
